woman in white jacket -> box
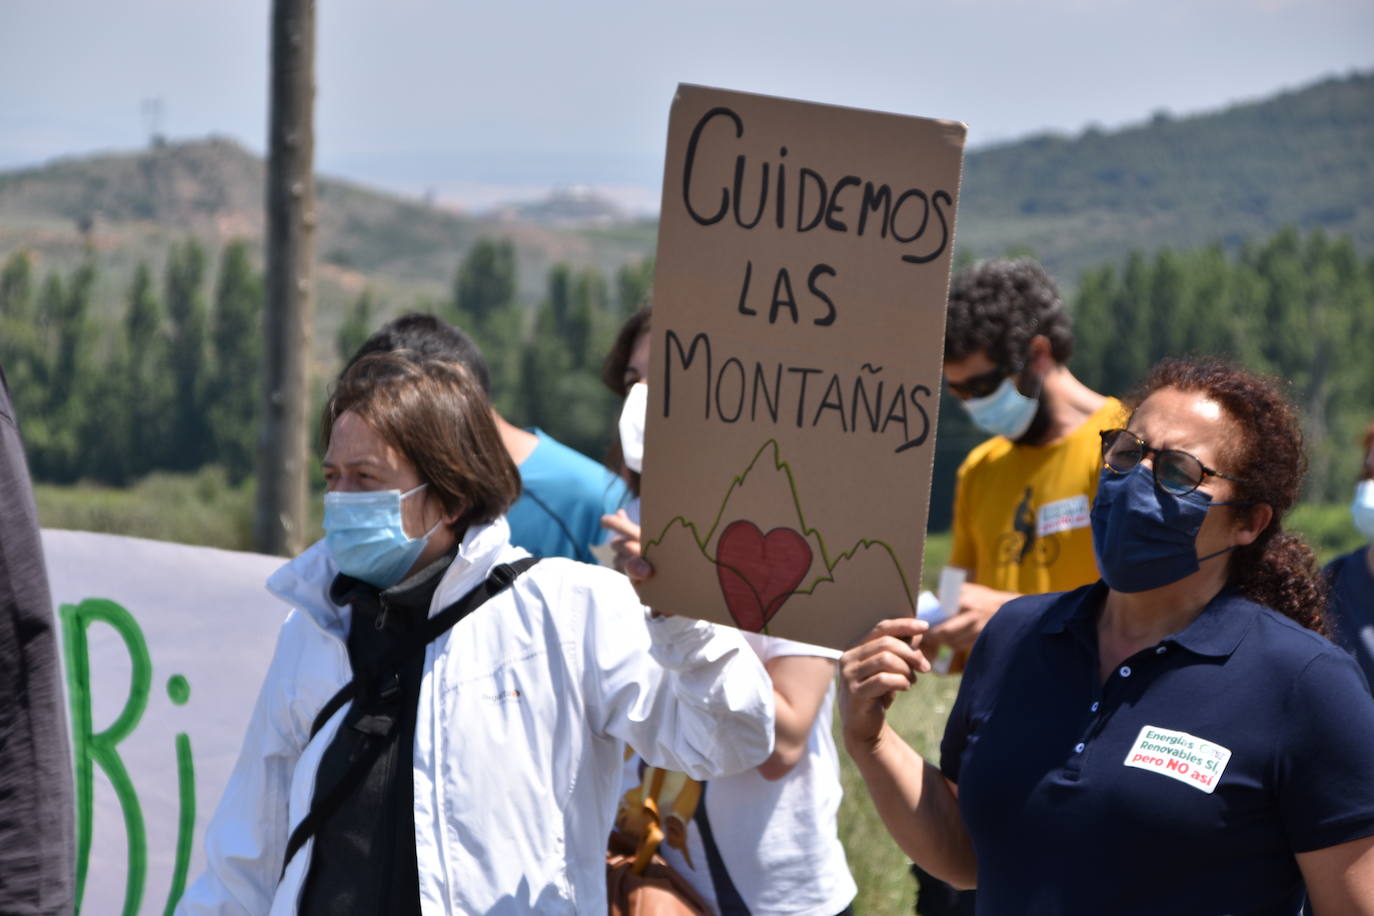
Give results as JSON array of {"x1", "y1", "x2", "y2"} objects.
[{"x1": 177, "y1": 353, "x2": 774, "y2": 915}]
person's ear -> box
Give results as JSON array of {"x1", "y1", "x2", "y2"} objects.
[
  {"x1": 1026, "y1": 334, "x2": 1053, "y2": 373},
  {"x1": 1232, "y1": 502, "x2": 1274, "y2": 548},
  {"x1": 427, "y1": 490, "x2": 464, "y2": 528}
]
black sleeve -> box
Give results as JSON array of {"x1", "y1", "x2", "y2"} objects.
[{"x1": 0, "y1": 360, "x2": 76, "y2": 913}]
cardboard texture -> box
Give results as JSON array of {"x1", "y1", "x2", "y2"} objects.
[{"x1": 638, "y1": 84, "x2": 966, "y2": 650}]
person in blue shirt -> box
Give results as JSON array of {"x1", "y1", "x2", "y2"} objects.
[
  {"x1": 840, "y1": 357, "x2": 1374, "y2": 914},
  {"x1": 503, "y1": 427, "x2": 628, "y2": 562},
  {"x1": 345, "y1": 313, "x2": 627, "y2": 563},
  {"x1": 1324, "y1": 420, "x2": 1374, "y2": 689}
]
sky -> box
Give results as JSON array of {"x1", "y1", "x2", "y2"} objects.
[{"x1": 2, "y1": 0, "x2": 1371, "y2": 214}]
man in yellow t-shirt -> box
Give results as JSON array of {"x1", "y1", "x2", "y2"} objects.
[
  {"x1": 948, "y1": 398, "x2": 1121, "y2": 595},
  {"x1": 926, "y1": 258, "x2": 1123, "y2": 654},
  {"x1": 923, "y1": 260, "x2": 1126, "y2": 650},
  {"x1": 915, "y1": 260, "x2": 1122, "y2": 916}
]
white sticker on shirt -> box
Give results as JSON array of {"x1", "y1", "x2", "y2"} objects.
[
  {"x1": 1124, "y1": 725, "x2": 1232, "y2": 794},
  {"x1": 1037, "y1": 495, "x2": 1091, "y2": 537}
]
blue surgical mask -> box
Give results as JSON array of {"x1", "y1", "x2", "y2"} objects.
[
  {"x1": 960, "y1": 375, "x2": 1039, "y2": 440},
  {"x1": 1090, "y1": 464, "x2": 1237, "y2": 593},
  {"x1": 1352, "y1": 479, "x2": 1374, "y2": 541},
  {"x1": 323, "y1": 483, "x2": 442, "y2": 588}
]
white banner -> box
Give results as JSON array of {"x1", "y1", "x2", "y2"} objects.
[{"x1": 45, "y1": 530, "x2": 289, "y2": 915}]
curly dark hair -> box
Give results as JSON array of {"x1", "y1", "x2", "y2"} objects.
[
  {"x1": 1128, "y1": 357, "x2": 1327, "y2": 634},
  {"x1": 944, "y1": 259, "x2": 1075, "y2": 367}
]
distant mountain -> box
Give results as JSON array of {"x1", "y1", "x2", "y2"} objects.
[
  {"x1": 494, "y1": 187, "x2": 630, "y2": 226},
  {"x1": 0, "y1": 137, "x2": 657, "y2": 361},
  {"x1": 954, "y1": 71, "x2": 1374, "y2": 283}
]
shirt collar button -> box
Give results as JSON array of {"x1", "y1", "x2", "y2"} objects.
[{"x1": 1119, "y1": 665, "x2": 1132, "y2": 677}]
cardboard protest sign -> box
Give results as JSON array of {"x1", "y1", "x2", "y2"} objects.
[
  {"x1": 45, "y1": 530, "x2": 287, "y2": 914},
  {"x1": 637, "y1": 85, "x2": 966, "y2": 650}
]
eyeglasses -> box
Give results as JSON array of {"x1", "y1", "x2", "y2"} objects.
[
  {"x1": 946, "y1": 365, "x2": 1016, "y2": 400},
  {"x1": 1099, "y1": 428, "x2": 1245, "y2": 496}
]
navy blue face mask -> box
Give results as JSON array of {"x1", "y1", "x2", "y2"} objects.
[{"x1": 1090, "y1": 464, "x2": 1238, "y2": 593}]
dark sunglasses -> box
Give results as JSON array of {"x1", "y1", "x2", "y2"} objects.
[
  {"x1": 1099, "y1": 428, "x2": 1245, "y2": 496},
  {"x1": 946, "y1": 365, "x2": 1016, "y2": 400}
]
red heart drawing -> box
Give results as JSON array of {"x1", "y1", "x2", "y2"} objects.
[{"x1": 715, "y1": 520, "x2": 813, "y2": 632}]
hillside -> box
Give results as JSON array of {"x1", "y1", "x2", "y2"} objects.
[
  {"x1": 0, "y1": 138, "x2": 657, "y2": 361},
  {"x1": 0, "y1": 70, "x2": 1369, "y2": 350},
  {"x1": 954, "y1": 71, "x2": 1374, "y2": 280}
]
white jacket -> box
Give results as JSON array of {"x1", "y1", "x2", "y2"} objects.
[{"x1": 177, "y1": 519, "x2": 775, "y2": 914}]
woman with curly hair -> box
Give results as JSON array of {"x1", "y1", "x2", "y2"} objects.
[{"x1": 841, "y1": 357, "x2": 1374, "y2": 914}]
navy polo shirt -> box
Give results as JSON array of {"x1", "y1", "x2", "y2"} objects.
[{"x1": 941, "y1": 583, "x2": 1374, "y2": 915}]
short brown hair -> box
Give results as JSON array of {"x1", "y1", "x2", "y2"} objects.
[{"x1": 322, "y1": 352, "x2": 520, "y2": 529}]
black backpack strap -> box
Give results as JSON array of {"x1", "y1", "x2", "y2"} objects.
[
  {"x1": 308, "y1": 682, "x2": 356, "y2": 742},
  {"x1": 305, "y1": 557, "x2": 541, "y2": 742},
  {"x1": 280, "y1": 556, "x2": 540, "y2": 878}
]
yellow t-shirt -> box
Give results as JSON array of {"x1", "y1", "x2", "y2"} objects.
[{"x1": 949, "y1": 398, "x2": 1125, "y2": 595}]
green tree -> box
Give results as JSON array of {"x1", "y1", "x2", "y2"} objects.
[
  {"x1": 451, "y1": 238, "x2": 525, "y2": 413},
  {"x1": 1068, "y1": 263, "x2": 1115, "y2": 394},
  {"x1": 337, "y1": 287, "x2": 375, "y2": 365},
  {"x1": 0, "y1": 251, "x2": 51, "y2": 473},
  {"x1": 165, "y1": 240, "x2": 211, "y2": 471},
  {"x1": 108, "y1": 262, "x2": 168, "y2": 482},
  {"x1": 615, "y1": 257, "x2": 655, "y2": 317},
  {"x1": 1110, "y1": 251, "x2": 1152, "y2": 397},
  {"x1": 453, "y1": 238, "x2": 516, "y2": 331},
  {"x1": 20, "y1": 258, "x2": 99, "y2": 481},
  {"x1": 51, "y1": 258, "x2": 95, "y2": 410},
  {"x1": 0, "y1": 249, "x2": 34, "y2": 323},
  {"x1": 1066, "y1": 226, "x2": 1374, "y2": 502},
  {"x1": 207, "y1": 241, "x2": 263, "y2": 482},
  {"x1": 519, "y1": 263, "x2": 618, "y2": 457},
  {"x1": 0, "y1": 251, "x2": 42, "y2": 403},
  {"x1": 13, "y1": 271, "x2": 68, "y2": 477}
]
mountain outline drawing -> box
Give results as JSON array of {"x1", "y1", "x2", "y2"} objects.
[{"x1": 644, "y1": 439, "x2": 915, "y2": 631}]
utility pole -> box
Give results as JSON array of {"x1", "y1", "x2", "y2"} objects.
[{"x1": 256, "y1": 0, "x2": 315, "y2": 556}]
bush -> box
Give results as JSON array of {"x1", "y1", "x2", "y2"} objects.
[
  {"x1": 35, "y1": 465, "x2": 256, "y2": 550},
  {"x1": 1286, "y1": 501, "x2": 1364, "y2": 566}
]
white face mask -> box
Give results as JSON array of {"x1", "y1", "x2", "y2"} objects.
[
  {"x1": 619, "y1": 382, "x2": 648, "y2": 474},
  {"x1": 1352, "y1": 479, "x2": 1374, "y2": 541},
  {"x1": 959, "y1": 375, "x2": 1039, "y2": 440}
]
